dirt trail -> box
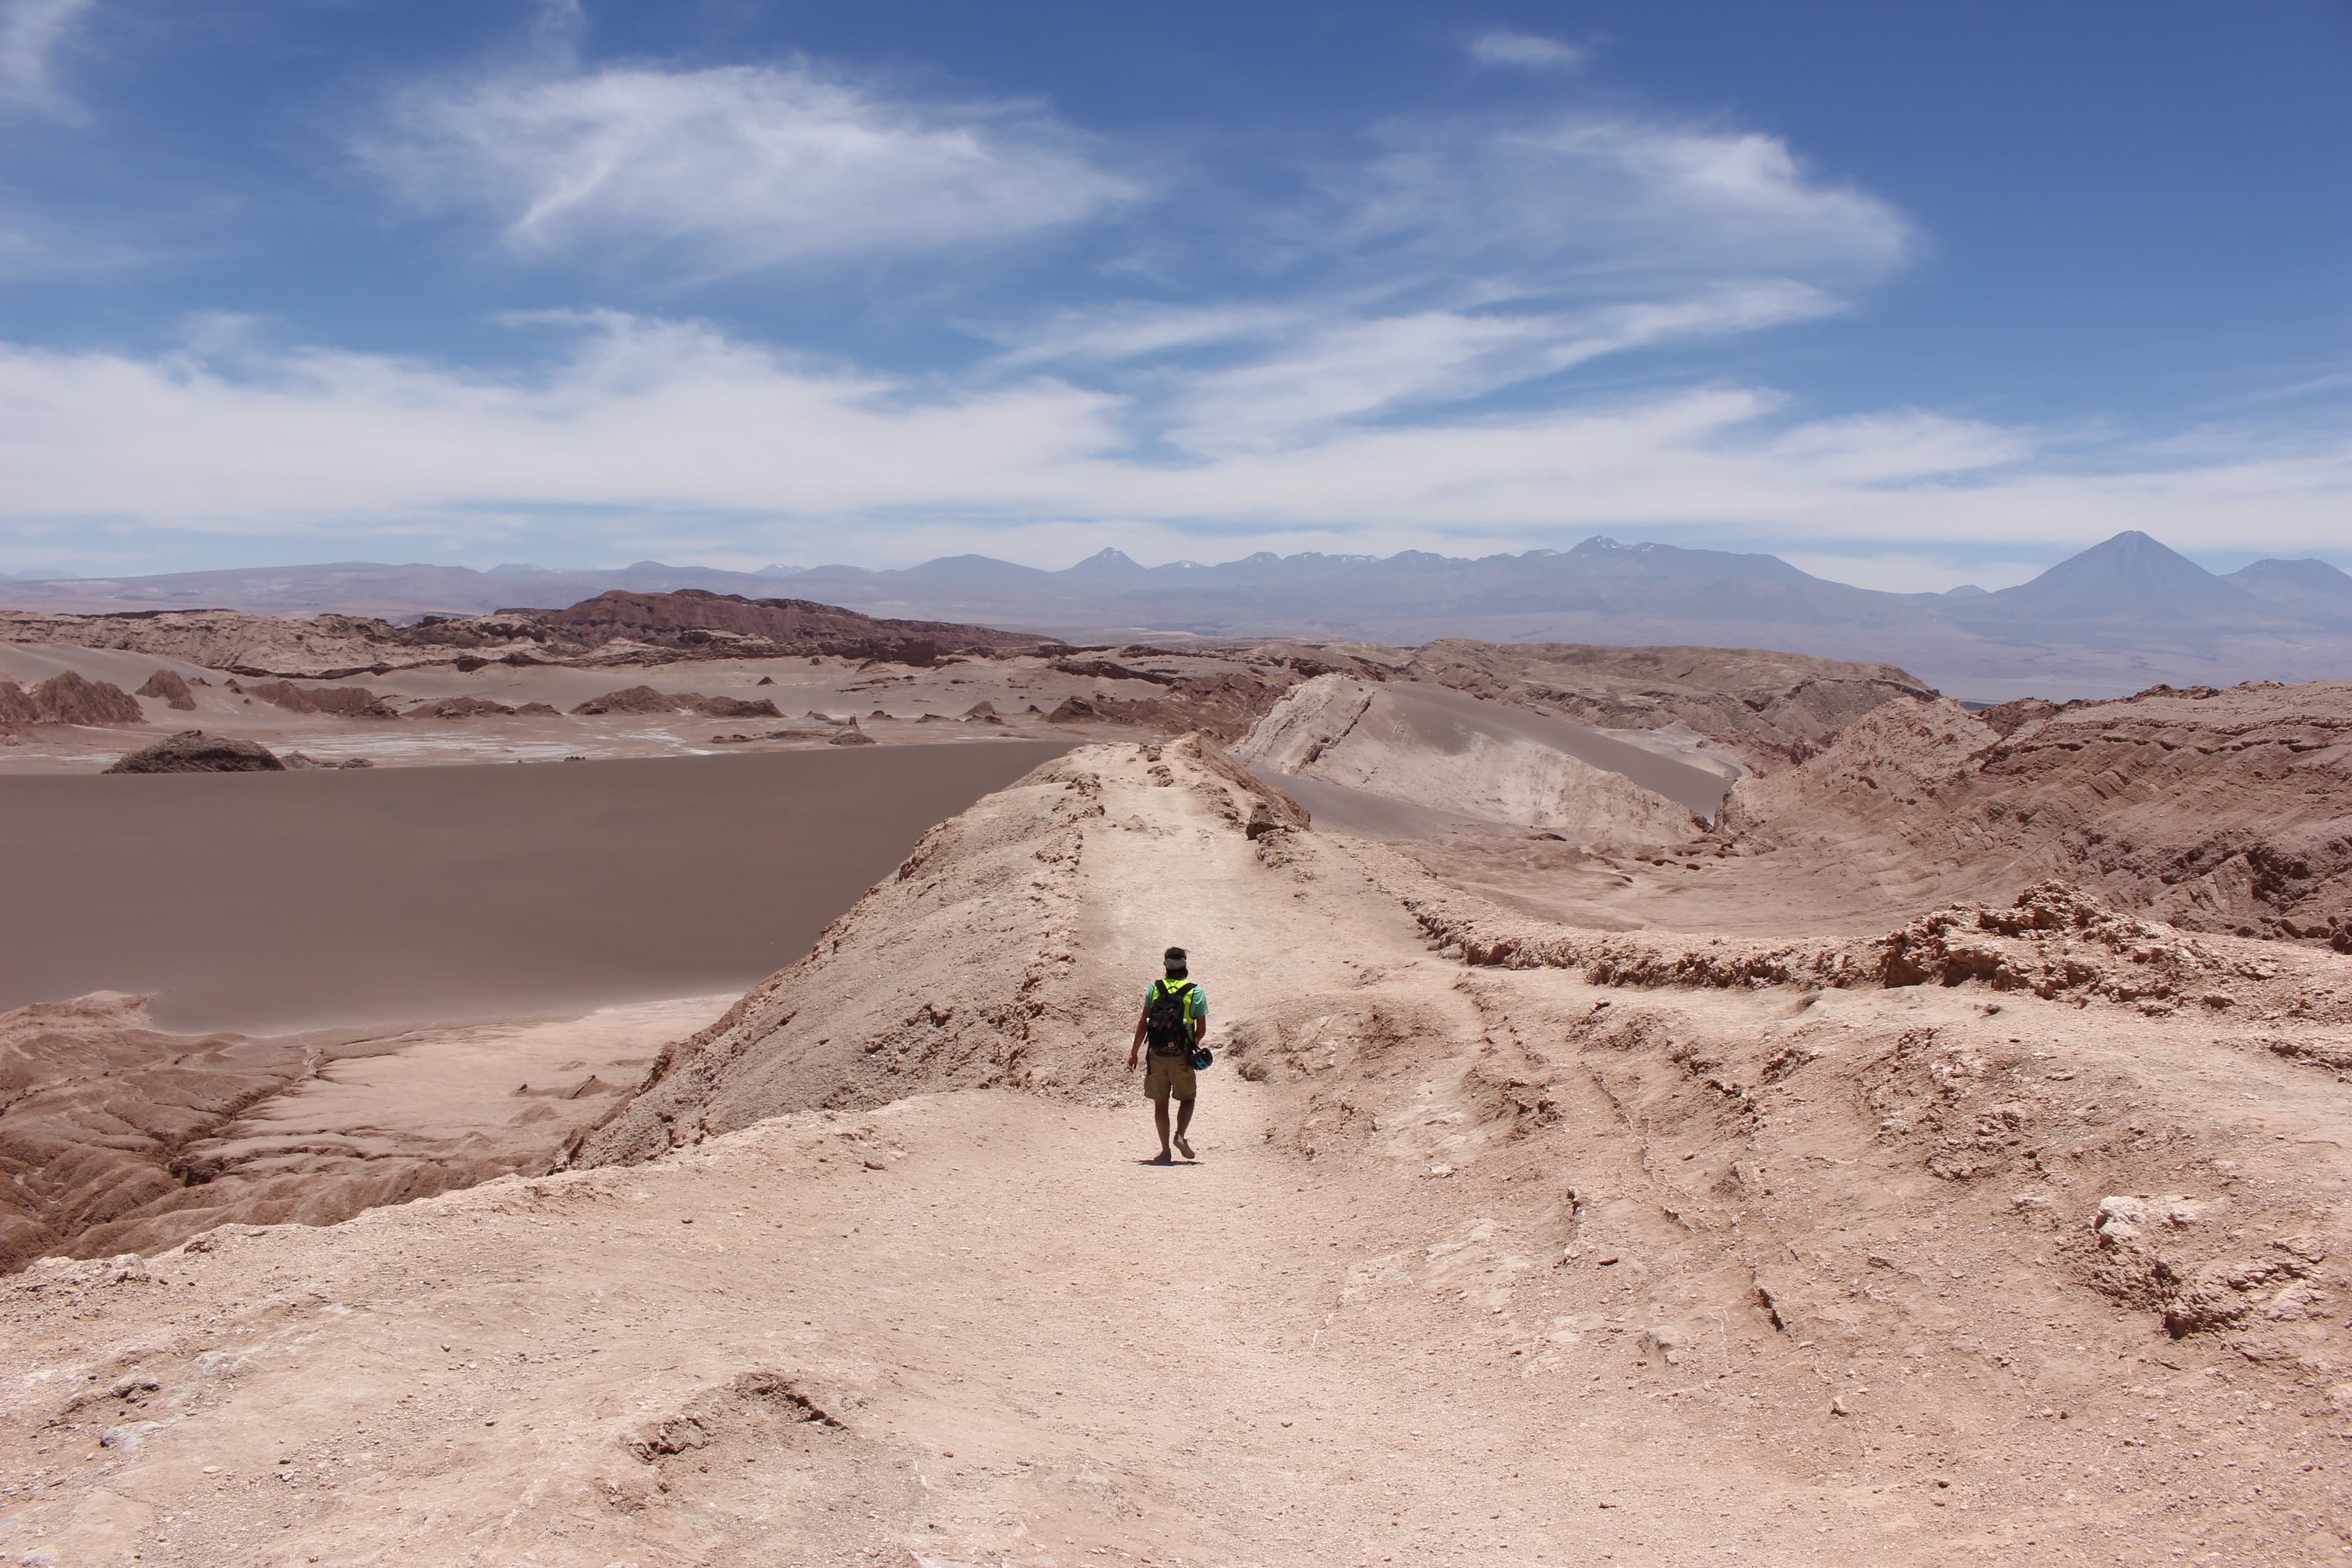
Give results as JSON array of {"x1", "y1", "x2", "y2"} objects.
[
  {"x1": 5, "y1": 1091, "x2": 1910, "y2": 1568},
  {"x1": 2, "y1": 742, "x2": 2347, "y2": 1566}
]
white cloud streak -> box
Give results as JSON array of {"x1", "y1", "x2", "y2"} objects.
[
  {"x1": 1159, "y1": 283, "x2": 1844, "y2": 453},
  {"x1": 3, "y1": 313, "x2": 2344, "y2": 564},
  {"x1": 1466, "y1": 29, "x2": 1588, "y2": 70},
  {"x1": 0, "y1": 0, "x2": 94, "y2": 116},
  {"x1": 12, "y1": 39, "x2": 2336, "y2": 582},
  {"x1": 358, "y1": 56, "x2": 1136, "y2": 275},
  {"x1": 981, "y1": 108, "x2": 1905, "y2": 450},
  {"x1": 1348, "y1": 112, "x2": 1913, "y2": 287}
]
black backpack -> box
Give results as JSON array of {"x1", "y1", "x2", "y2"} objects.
[{"x1": 1145, "y1": 979, "x2": 1195, "y2": 1055}]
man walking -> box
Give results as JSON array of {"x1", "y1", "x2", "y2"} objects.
[{"x1": 1129, "y1": 945, "x2": 1207, "y2": 1164}]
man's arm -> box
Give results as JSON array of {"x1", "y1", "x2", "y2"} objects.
[{"x1": 1128, "y1": 1006, "x2": 1148, "y2": 1069}]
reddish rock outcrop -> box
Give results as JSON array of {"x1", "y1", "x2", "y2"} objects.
[
  {"x1": 1720, "y1": 680, "x2": 2352, "y2": 949},
  {"x1": 1386, "y1": 869, "x2": 2326, "y2": 1016},
  {"x1": 0, "y1": 670, "x2": 146, "y2": 727},
  {"x1": 245, "y1": 679, "x2": 399, "y2": 719},
  {"x1": 135, "y1": 669, "x2": 198, "y2": 710},
  {"x1": 407, "y1": 695, "x2": 517, "y2": 718},
  {"x1": 571, "y1": 685, "x2": 681, "y2": 716},
  {"x1": 1044, "y1": 671, "x2": 1287, "y2": 743},
  {"x1": 518, "y1": 589, "x2": 1052, "y2": 663},
  {"x1": 104, "y1": 731, "x2": 285, "y2": 774},
  {"x1": 693, "y1": 695, "x2": 783, "y2": 719},
  {"x1": 567, "y1": 687, "x2": 784, "y2": 719}
]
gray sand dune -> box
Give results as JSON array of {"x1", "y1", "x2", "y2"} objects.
[
  {"x1": 1250, "y1": 768, "x2": 1515, "y2": 839},
  {"x1": 1234, "y1": 674, "x2": 1726, "y2": 845},
  {"x1": 1376, "y1": 680, "x2": 1736, "y2": 818},
  {"x1": 0, "y1": 743, "x2": 1068, "y2": 1031}
]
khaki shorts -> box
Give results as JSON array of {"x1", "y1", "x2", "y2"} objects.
[{"x1": 1144, "y1": 1050, "x2": 1197, "y2": 1102}]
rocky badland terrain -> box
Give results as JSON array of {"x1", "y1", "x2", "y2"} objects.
[
  {"x1": 0, "y1": 588, "x2": 1051, "y2": 684},
  {"x1": 1, "y1": 589, "x2": 2348, "y2": 1566},
  {"x1": 0, "y1": 588, "x2": 1924, "y2": 777},
  {"x1": 10, "y1": 529, "x2": 2351, "y2": 695}
]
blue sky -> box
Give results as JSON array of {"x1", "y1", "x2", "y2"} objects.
[{"x1": 2, "y1": 0, "x2": 2346, "y2": 589}]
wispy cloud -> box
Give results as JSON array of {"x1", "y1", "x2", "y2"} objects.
[
  {"x1": 9, "y1": 26, "x2": 2339, "y2": 584},
  {"x1": 358, "y1": 53, "x2": 1137, "y2": 276},
  {"x1": 1465, "y1": 29, "x2": 1588, "y2": 71},
  {"x1": 0, "y1": 0, "x2": 95, "y2": 117},
  {"x1": 976, "y1": 106, "x2": 1905, "y2": 450},
  {"x1": 1159, "y1": 283, "x2": 1844, "y2": 453},
  {"x1": 1348, "y1": 111, "x2": 1912, "y2": 288},
  {"x1": 4, "y1": 312, "x2": 2345, "y2": 565}
]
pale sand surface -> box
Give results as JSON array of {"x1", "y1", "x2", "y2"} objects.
[
  {"x1": 0, "y1": 993, "x2": 732, "y2": 1267},
  {"x1": 1373, "y1": 681, "x2": 1735, "y2": 818},
  {"x1": 2, "y1": 740, "x2": 2345, "y2": 1566},
  {"x1": 4, "y1": 652, "x2": 2348, "y2": 1566},
  {"x1": 221, "y1": 995, "x2": 733, "y2": 1155},
  {"x1": 0, "y1": 743, "x2": 1068, "y2": 1031},
  {"x1": 1231, "y1": 676, "x2": 1724, "y2": 856}
]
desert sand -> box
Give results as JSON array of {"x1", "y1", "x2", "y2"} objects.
[
  {"x1": 2, "y1": 596, "x2": 2348, "y2": 1566},
  {"x1": 0, "y1": 743, "x2": 1070, "y2": 1028},
  {"x1": 0, "y1": 991, "x2": 728, "y2": 1272},
  {"x1": 1, "y1": 736, "x2": 2346, "y2": 1566},
  {"x1": 0, "y1": 603, "x2": 1902, "y2": 779}
]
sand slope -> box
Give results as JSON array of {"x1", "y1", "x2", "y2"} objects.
[
  {"x1": 3, "y1": 740, "x2": 2348, "y2": 1566},
  {"x1": 1231, "y1": 675, "x2": 1722, "y2": 845}
]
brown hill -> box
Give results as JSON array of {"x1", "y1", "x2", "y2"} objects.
[
  {"x1": 516, "y1": 588, "x2": 1054, "y2": 663},
  {"x1": 1719, "y1": 679, "x2": 2352, "y2": 949},
  {"x1": 0, "y1": 590, "x2": 1059, "y2": 679},
  {"x1": 0, "y1": 669, "x2": 145, "y2": 729},
  {"x1": 102, "y1": 731, "x2": 285, "y2": 773},
  {"x1": 1395, "y1": 641, "x2": 1936, "y2": 767},
  {"x1": 0, "y1": 608, "x2": 487, "y2": 679},
  {"x1": 244, "y1": 679, "x2": 400, "y2": 719},
  {"x1": 566, "y1": 685, "x2": 786, "y2": 718},
  {"x1": 134, "y1": 669, "x2": 197, "y2": 710}
]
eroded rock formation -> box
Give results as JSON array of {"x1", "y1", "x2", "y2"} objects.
[{"x1": 103, "y1": 730, "x2": 285, "y2": 773}]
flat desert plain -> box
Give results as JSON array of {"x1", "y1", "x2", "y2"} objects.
[
  {"x1": 1, "y1": 608, "x2": 2348, "y2": 1567},
  {"x1": 0, "y1": 744, "x2": 1071, "y2": 1029}
]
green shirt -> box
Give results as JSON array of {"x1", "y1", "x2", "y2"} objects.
[{"x1": 1144, "y1": 978, "x2": 1207, "y2": 1027}]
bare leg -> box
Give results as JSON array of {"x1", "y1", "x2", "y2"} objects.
[
  {"x1": 1174, "y1": 1097, "x2": 1196, "y2": 1160},
  {"x1": 1152, "y1": 1098, "x2": 1173, "y2": 1163}
]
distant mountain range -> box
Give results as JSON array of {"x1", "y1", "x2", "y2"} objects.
[{"x1": 7, "y1": 531, "x2": 2348, "y2": 700}]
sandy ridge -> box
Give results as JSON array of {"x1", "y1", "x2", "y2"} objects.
[{"x1": 2, "y1": 736, "x2": 2348, "y2": 1565}]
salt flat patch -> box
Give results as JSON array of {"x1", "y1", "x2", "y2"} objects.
[{"x1": 0, "y1": 743, "x2": 1071, "y2": 1031}]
